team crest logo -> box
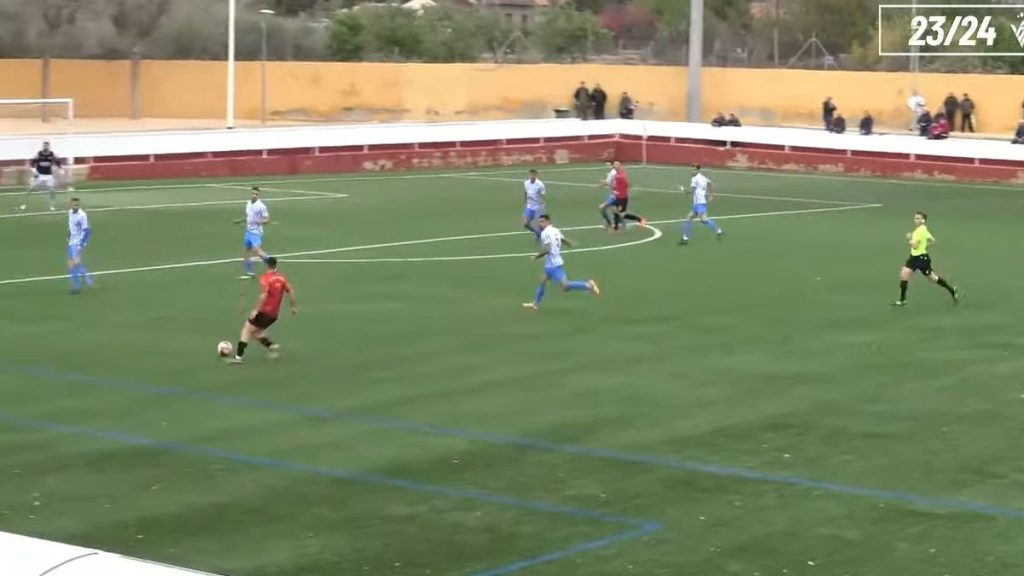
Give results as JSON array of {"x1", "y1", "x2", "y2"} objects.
[{"x1": 1011, "y1": 12, "x2": 1024, "y2": 48}]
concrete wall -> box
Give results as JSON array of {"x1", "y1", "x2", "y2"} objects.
[{"x1": 0, "y1": 59, "x2": 1020, "y2": 133}]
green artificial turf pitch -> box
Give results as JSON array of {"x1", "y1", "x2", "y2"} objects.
[{"x1": 2, "y1": 164, "x2": 1024, "y2": 576}]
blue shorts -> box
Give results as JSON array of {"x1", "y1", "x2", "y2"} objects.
[
  {"x1": 692, "y1": 203, "x2": 708, "y2": 216},
  {"x1": 67, "y1": 244, "x2": 83, "y2": 259},
  {"x1": 523, "y1": 206, "x2": 544, "y2": 221},
  {"x1": 244, "y1": 231, "x2": 263, "y2": 250},
  {"x1": 544, "y1": 265, "x2": 566, "y2": 283},
  {"x1": 604, "y1": 194, "x2": 616, "y2": 206}
]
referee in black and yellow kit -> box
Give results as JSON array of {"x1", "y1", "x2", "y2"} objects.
[{"x1": 894, "y1": 211, "x2": 960, "y2": 307}]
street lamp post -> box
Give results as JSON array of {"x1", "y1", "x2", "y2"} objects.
[
  {"x1": 227, "y1": 0, "x2": 237, "y2": 128},
  {"x1": 259, "y1": 9, "x2": 275, "y2": 125}
]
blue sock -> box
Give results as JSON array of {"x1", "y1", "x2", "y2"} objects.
[
  {"x1": 78, "y1": 264, "x2": 93, "y2": 285},
  {"x1": 69, "y1": 267, "x2": 81, "y2": 290},
  {"x1": 245, "y1": 258, "x2": 254, "y2": 274},
  {"x1": 524, "y1": 223, "x2": 540, "y2": 239},
  {"x1": 534, "y1": 284, "x2": 546, "y2": 305},
  {"x1": 261, "y1": 254, "x2": 270, "y2": 264},
  {"x1": 704, "y1": 219, "x2": 720, "y2": 233},
  {"x1": 600, "y1": 209, "x2": 612, "y2": 226},
  {"x1": 683, "y1": 220, "x2": 693, "y2": 238},
  {"x1": 567, "y1": 280, "x2": 590, "y2": 291}
]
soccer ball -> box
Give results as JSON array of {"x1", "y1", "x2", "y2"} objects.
[{"x1": 217, "y1": 341, "x2": 233, "y2": 357}]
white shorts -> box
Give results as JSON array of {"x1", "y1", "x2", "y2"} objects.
[{"x1": 32, "y1": 175, "x2": 56, "y2": 189}]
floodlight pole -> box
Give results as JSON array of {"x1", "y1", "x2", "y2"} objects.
[
  {"x1": 259, "y1": 10, "x2": 276, "y2": 125},
  {"x1": 686, "y1": 0, "x2": 703, "y2": 122},
  {"x1": 227, "y1": 0, "x2": 237, "y2": 129}
]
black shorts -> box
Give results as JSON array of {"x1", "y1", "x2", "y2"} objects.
[
  {"x1": 613, "y1": 197, "x2": 629, "y2": 212},
  {"x1": 905, "y1": 254, "x2": 933, "y2": 276},
  {"x1": 248, "y1": 311, "x2": 278, "y2": 330}
]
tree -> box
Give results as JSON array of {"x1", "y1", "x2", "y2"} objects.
[
  {"x1": 417, "y1": 5, "x2": 483, "y2": 63},
  {"x1": 536, "y1": 6, "x2": 612, "y2": 62},
  {"x1": 475, "y1": 9, "x2": 519, "y2": 63},
  {"x1": 328, "y1": 10, "x2": 364, "y2": 60},
  {"x1": 108, "y1": 0, "x2": 171, "y2": 118},
  {"x1": 792, "y1": 0, "x2": 873, "y2": 55},
  {"x1": 360, "y1": 6, "x2": 421, "y2": 61},
  {"x1": 271, "y1": 0, "x2": 318, "y2": 16}
]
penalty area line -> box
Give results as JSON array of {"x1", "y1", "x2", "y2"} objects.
[
  {"x1": 0, "y1": 203, "x2": 879, "y2": 286},
  {"x1": 286, "y1": 225, "x2": 664, "y2": 264}
]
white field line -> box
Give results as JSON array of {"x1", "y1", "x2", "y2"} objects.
[
  {"x1": 453, "y1": 174, "x2": 868, "y2": 206},
  {"x1": 287, "y1": 226, "x2": 664, "y2": 264},
  {"x1": 633, "y1": 164, "x2": 1024, "y2": 193},
  {"x1": 0, "y1": 167, "x2": 595, "y2": 195},
  {"x1": 0, "y1": 203, "x2": 880, "y2": 286},
  {"x1": 207, "y1": 183, "x2": 346, "y2": 198},
  {"x1": 0, "y1": 193, "x2": 348, "y2": 220}
]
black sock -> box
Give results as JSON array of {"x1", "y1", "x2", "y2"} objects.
[
  {"x1": 258, "y1": 337, "x2": 274, "y2": 348},
  {"x1": 623, "y1": 213, "x2": 642, "y2": 222},
  {"x1": 899, "y1": 280, "x2": 908, "y2": 301},
  {"x1": 936, "y1": 277, "x2": 956, "y2": 296},
  {"x1": 613, "y1": 213, "x2": 622, "y2": 230},
  {"x1": 236, "y1": 341, "x2": 248, "y2": 358}
]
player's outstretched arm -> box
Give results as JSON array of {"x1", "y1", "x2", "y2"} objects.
[
  {"x1": 286, "y1": 282, "x2": 297, "y2": 314},
  {"x1": 532, "y1": 246, "x2": 550, "y2": 260},
  {"x1": 561, "y1": 237, "x2": 574, "y2": 248}
]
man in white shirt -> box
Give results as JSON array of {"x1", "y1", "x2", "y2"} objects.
[{"x1": 67, "y1": 197, "x2": 92, "y2": 294}]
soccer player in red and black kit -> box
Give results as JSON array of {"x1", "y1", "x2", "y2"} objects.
[
  {"x1": 611, "y1": 163, "x2": 646, "y2": 232},
  {"x1": 232, "y1": 257, "x2": 297, "y2": 364}
]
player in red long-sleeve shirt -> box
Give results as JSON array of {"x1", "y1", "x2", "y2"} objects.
[
  {"x1": 611, "y1": 164, "x2": 646, "y2": 232},
  {"x1": 232, "y1": 257, "x2": 297, "y2": 364}
]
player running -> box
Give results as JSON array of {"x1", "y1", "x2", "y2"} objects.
[
  {"x1": 236, "y1": 186, "x2": 271, "y2": 279},
  {"x1": 598, "y1": 161, "x2": 618, "y2": 228},
  {"x1": 611, "y1": 163, "x2": 646, "y2": 232},
  {"x1": 67, "y1": 197, "x2": 92, "y2": 294},
  {"x1": 233, "y1": 257, "x2": 296, "y2": 364},
  {"x1": 522, "y1": 214, "x2": 600, "y2": 310},
  {"x1": 21, "y1": 141, "x2": 63, "y2": 212},
  {"x1": 679, "y1": 164, "x2": 723, "y2": 245},
  {"x1": 893, "y1": 211, "x2": 959, "y2": 307},
  {"x1": 522, "y1": 169, "x2": 546, "y2": 240}
]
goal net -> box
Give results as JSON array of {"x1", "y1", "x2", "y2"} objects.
[{"x1": 0, "y1": 98, "x2": 76, "y2": 187}]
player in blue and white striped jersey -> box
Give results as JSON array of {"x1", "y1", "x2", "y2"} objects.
[
  {"x1": 597, "y1": 161, "x2": 618, "y2": 228},
  {"x1": 67, "y1": 197, "x2": 92, "y2": 293},
  {"x1": 522, "y1": 214, "x2": 600, "y2": 310},
  {"x1": 522, "y1": 169, "x2": 546, "y2": 240},
  {"x1": 236, "y1": 186, "x2": 271, "y2": 279},
  {"x1": 680, "y1": 164, "x2": 723, "y2": 245}
]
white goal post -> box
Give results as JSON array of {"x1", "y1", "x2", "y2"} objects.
[{"x1": 0, "y1": 98, "x2": 77, "y2": 189}]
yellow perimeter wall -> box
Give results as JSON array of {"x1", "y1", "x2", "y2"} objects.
[{"x1": 0, "y1": 59, "x2": 1021, "y2": 133}]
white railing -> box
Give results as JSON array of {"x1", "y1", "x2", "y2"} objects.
[{"x1": 0, "y1": 119, "x2": 1020, "y2": 164}]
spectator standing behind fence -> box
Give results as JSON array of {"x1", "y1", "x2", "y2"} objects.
[
  {"x1": 959, "y1": 93, "x2": 975, "y2": 132},
  {"x1": 822, "y1": 97, "x2": 836, "y2": 131},
  {"x1": 907, "y1": 90, "x2": 926, "y2": 131},
  {"x1": 859, "y1": 111, "x2": 874, "y2": 135},
  {"x1": 1013, "y1": 120, "x2": 1024, "y2": 144},
  {"x1": 591, "y1": 84, "x2": 607, "y2": 120},
  {"x1": 943, "y1": 93, "x2": 959, "y2": 129},
  {"x1": 726, "y1": 113, "x2": 741, "y2": 127},
  {"x1": 619, "y1": 92, "x2": 635, "y2": 119},
  {"x1": 573, "y1": 82, "x2": 591, "y2": 120},
  {"x1": 831, "y1": 113, "x2": 846, "y2": 134},
  {"x1": 711, "y1": 112, "x2": 727, "y2": 127}
]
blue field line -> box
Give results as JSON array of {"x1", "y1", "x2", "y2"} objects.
[
  {"x1": 0, "y1": 412, "x2": 660, "y2": 575},
  {"x1": 6, "y1": 360, "x2": 1024, "y2": 521}
]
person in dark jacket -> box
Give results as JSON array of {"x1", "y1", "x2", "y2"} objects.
[
  {"x1": 573, "y1": 82, "x2": 591, "y2": 120},
  {"x1": 918, "y1": 109, "x2": 933, "y2": 137},
  {"x1": 822, "y1": 96, "x2": 836, "y2": 131},
  {"x1": 591, "y1": 84, "x2": 608, "y2": 120},
  {"x1": 1013, "y1": 120, "x2": 1024, "y2": 144},
  {"x1": 959, "y1": 93, "x2": 975, "y2": 132},
  {"x1": 726, "y1": 113, "x2": 741, "y2": 127},
  {"x1": 619, "y1": 92, "x2": 635, "y2": 119},
  {"x1": 859, "y1": 111, "x2": 874, "y2": 135},
  {"x1": 943, "y1": 93, "x2": 959, "y2": 129},
  {"x1": 711, "y1": 112, "x2": 727, "y2": 127},
  {"x1": 831, "y1": 113, "x2": 846, "y2": 134}
]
